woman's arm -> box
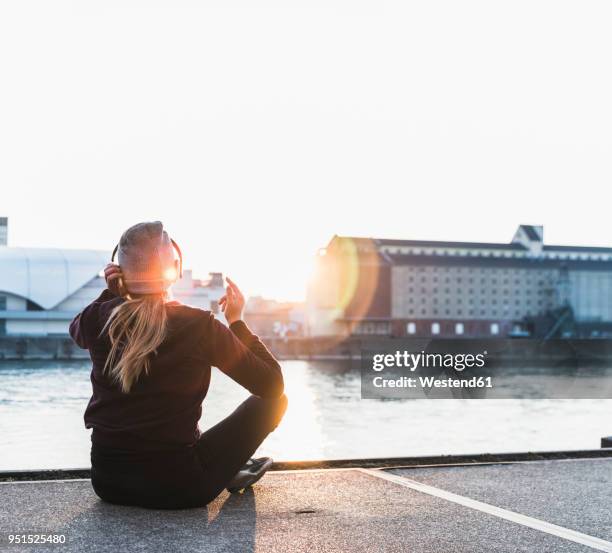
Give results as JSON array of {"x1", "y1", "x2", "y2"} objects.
[
  {"x1": 206, "y1": 278, "x2": 284, "y2": 398},
  {"x1": 208, "y1": 317, "x2": 284, "y2": 398},
  {"x1": 69, "y1": 288, "x2": 117, "y2": 349},
  {"x1": 69, "y1": 264, "x2": 122, "y2": 349}
]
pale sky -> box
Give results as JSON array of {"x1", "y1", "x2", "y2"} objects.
[{"x1": 2, "y1": 1, "x2": 612, "y2": 300}]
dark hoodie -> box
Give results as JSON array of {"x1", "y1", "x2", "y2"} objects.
[{"x1": 70, "y1": 289, "x2": 284, "y2": 451}]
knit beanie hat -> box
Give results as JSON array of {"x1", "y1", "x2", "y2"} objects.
[{"x1": 117, "y1": 221, "x2": 177, "y2": 295}]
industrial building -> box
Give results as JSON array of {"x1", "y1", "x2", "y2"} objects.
[
  {"x1": 307, "y1": 225, "x2": 612, "y2": 338},
  {"x1": 0, "y1": 218, "x2": 225, "y2": 337},
  {"x1": 244, "y1": 296, "x2": 305, "y2": 339}
]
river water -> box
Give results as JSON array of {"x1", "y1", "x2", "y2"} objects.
[{"x1": 0, "y1": 360, "x2": 610, "y2": 470}]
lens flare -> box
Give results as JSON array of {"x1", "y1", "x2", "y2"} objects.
[
  {"x1": 163, "y1": 267, "x2": 178, "y2": 281},
  {"x1": 307, "y1": 237, "x2": 381, "y2": 341}
]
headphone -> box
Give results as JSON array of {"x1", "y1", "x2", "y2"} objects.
[{"x1": 111, "y1": 238, "x2": 184, "y2": 279}]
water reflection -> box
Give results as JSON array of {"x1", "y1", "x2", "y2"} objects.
[
  {"x1": 0, "y1": 360, "x2": 611, "y2": 470},
  {"x1": 271, "y1": 362, "x2": 325, "y2": 460}
]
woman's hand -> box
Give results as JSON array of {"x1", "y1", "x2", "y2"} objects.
[
  {"x1": 104, "y1": 263, "x2": 124, "y2": 297},
  {"x1": 219, "y1": 277, "x2": 245, "y2": 325}
]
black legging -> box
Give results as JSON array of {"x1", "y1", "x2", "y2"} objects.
[{"x1": 90, "y1": 394, "x2": 288, "y2": 509}]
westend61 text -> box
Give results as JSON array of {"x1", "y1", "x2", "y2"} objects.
[
  {"x1": 372, "y1": 376, "x2": 493, "y2": 389},
  {"x1": 371, "y1": 351, "x2": 487, "y2": 372}
]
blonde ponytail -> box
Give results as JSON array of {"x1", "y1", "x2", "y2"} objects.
[{"x1": 102, "y1": 293, "x2": 168, "y2": 393}]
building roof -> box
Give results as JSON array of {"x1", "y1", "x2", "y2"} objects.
[
  {"x1": 375, "y1": 238, "x2": 527, "y2": 250},
  {"x1": 329, "y1": 234, "x2": 612, "y2": 254},
  {"x1": 330, "y1": 235, "x2": 527, "y2": 251},
  {"x1": 543, "y1": 244, "x2": 612, "y2": 253},
  {"x1": 0, "y1": 247, "x2": 109, "y2": 309},
  {"x1": 520, "y1": 225, "x2": 542, "y2": 241}
]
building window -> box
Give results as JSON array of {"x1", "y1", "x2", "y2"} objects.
[
  {"x1": 455, "y1": 322, "x2": 464, "y2": 335},
  {"x1": 490, "y1": 323, "x2": 499, "y2": 335},
  {"x1": 0, "y1": 319, "x2": 5, "y2": 336},
  {"x1": 0, "y1": 295, "x2": 6, "y2": 311},
  {"x1": 407, "y1": 322, "x2": 416, "y2": 335},
  {"x1": 431, "y1": 322, "x2": 440, "y2": 335}
]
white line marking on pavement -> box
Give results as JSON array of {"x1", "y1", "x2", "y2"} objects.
[
  {"x1": 359, "y1": 468, "x2": 612, "y2": 553},
  {"x1": 0, "y1": 478, "x2": 91, "y2": 485}
]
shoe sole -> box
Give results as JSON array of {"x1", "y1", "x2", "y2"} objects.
[{"x1": 227, "y1": 458, "x2": 274, "y2": 493}]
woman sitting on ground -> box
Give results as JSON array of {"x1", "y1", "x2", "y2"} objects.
[{"x1": 70, "y1": 221, "x2": 287, "y2": 509}]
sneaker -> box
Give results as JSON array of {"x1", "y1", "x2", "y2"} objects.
[{"x1": 226, "y1": 457, "x2": 274, "y2": 493}]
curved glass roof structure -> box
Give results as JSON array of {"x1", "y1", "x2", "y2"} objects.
[{"x1": 0, "y1": 247, "x2": 109, "y2": 309}]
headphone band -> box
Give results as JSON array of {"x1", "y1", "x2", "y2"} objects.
[
  {"x1": 111, "y1": 238, "x2": 183, "y2": 278},
  {"x1": 170, "y1": 238, "x2": 183, "y2": 278}
]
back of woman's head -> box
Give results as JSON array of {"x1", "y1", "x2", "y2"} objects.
[
  {"x1": 103, "y1": 221, "x2": 178, "y2": 393},
  {"x1": 117, "y1": 221, "x2": 178, "y2": 295}
]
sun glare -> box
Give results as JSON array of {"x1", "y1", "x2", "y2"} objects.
[{"x1": 270, "y1": 362, "x2": 325, "y2": 460}]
